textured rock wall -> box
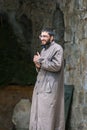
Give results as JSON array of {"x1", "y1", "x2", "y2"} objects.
[
  {"x1": 0, "y1": 0, "x2": 87, "y2": 130},
  {"x1": 0, "y1": 0, "x2": 64, "y2": 56},
  {"x1": 60, "y1": 0, "x2": 87, "y2": 130}
]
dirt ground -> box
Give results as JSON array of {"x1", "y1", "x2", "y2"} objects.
[{"x1": 0, "y1": 85, "x2": 34, "y2": 130}]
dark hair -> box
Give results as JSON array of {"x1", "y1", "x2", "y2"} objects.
[{"x1": 41, "y1": 27, "x2": 55, "y2": 36}]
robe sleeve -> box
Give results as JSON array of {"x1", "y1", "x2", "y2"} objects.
[{"x1": 38, "y1": 47, "x2": 63, "y2": 72}]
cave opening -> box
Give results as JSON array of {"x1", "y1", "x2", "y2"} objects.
[
  {"x1": 0, "y1": 12, "x2": 36, "y2": 86},
  {"x1": 0, "y1": 3, "x2": 66, "y2": 130}
]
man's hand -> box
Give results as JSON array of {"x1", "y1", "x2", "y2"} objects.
[
  {"x1": 33, "y1": 52, "x2": 41, "y2": 68},
  {"x1": 33, "y1": 52, "x2": 40, "y2": 62}
]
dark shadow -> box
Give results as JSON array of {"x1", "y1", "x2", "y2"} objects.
[
  {"x1": 0, "y1": 12, "x2": 36, "y2": 86},
  {"x1": 64, "y1": 85, "x2": 74, "y2": 130},
  {"x1": 52, "y1": 3, "x2": 65, "y2": 48}
]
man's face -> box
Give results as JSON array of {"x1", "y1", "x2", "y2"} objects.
[{"x1": 39, "y1": 31, "x2": 53, "y2": 45}]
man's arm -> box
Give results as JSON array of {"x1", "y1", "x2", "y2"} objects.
[{"x1": 38, "y1": 48, "x2": 63, "y2": 72}]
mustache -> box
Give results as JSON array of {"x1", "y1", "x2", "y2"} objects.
[{"x1": 41, "y1": 40, "x2": 46, "y2": 42}]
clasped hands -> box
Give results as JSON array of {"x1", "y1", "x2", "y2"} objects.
[{"x1": 33, "y1": 52, "x2": 41, "y2": 68}]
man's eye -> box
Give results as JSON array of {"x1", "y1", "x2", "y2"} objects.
[{"x1": 39, "y1": 35, "x2": 49, "y2": 38}]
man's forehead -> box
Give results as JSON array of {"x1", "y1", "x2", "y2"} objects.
[{"x1": 41, "y1": 31, "x2": 49, "y2": 35}]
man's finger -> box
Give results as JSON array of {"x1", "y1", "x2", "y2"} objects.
[{"x1": 37, "y1": 52, "x2": 40, "y2": 56}]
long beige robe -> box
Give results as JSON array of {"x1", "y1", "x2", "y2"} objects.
[{"x1": 29, "y1": 41, "x2": 65, "y2": 130}]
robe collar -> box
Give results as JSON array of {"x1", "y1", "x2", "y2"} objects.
[{"x1": 41, "y1": 41, "x2": 54, "y2": 50}]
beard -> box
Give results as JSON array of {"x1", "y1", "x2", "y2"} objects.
[
  {"x1": 41, "y1": 39, "x2": 51, "y2": 45},
  {"x1": 46, "y1": 40, "x2": 51, "y2": 45},
  {"x1": 41, "y1": 39, "x2": 51, "y2": 49}
]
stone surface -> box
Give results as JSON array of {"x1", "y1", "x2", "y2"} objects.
[
  {"x1": 0, "y1": 85, "x2": 33, "y2": 130},
  {"x1": 12, "y1": 99, "x2": 31, "y2": 130}
]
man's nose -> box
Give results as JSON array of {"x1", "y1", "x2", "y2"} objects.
[{"x1": 40, "y1": 37, "x2": 44, "y2": 40}]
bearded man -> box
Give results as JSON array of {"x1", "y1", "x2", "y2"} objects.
[{"x1": 29, "y1": 27, "x2": 65, "y2": 130}]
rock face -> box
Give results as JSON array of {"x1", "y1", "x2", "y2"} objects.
[
  {"x1": 0, "y1": 0, "x2": 87, "y2": 130},
  {"x1": 0, "y1": 0, "x2": 65, "y2": 57},
  {"x1": 12, "y1": 99, "x2": 31, "y2": 130}
]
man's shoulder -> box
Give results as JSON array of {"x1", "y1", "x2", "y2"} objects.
[{"x1": 52, "y1": 41, "x2": 63, "y2": 51}]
